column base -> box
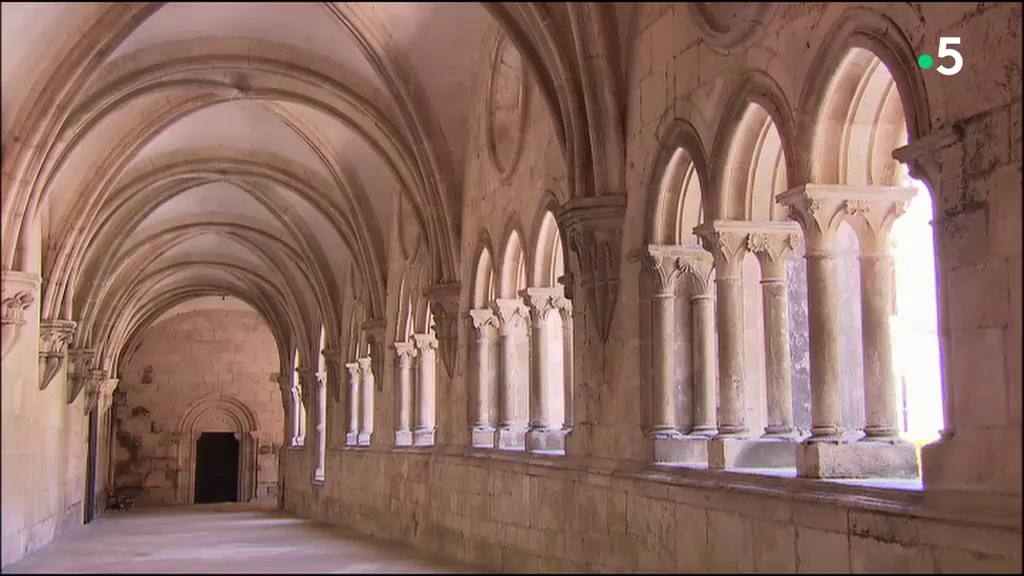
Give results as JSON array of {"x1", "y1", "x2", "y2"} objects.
[
  {"x1": 357, "y1": 432, "x2": 372, "y2": 446},
  {"x1": 394, "y1": 429, "x2": 413, "y2": 447},
  {"x1": 708, "y1": 436, "x2": 798, "y2": 470},
  {"x1": 648, "y1": 435, "x2": 710, "y2": 464},
  {"x1": 470, "y1": 426, "x2": 496, "y2": 448},
  {"x1": 526, "y1": 427, "x2": 566, "y2": 453},
  {"x1": 345, "y1": 432, "x2": 359, "y2": 446},
  {"x1": 796, "y1": 438, "x2": 919, "y2": 479},
  {"x1": 496, "y1": 426, "x2": 526, "y2": 450},
  {"x1": 413, "y1": 428, "x2": 435, "y2": 446}
]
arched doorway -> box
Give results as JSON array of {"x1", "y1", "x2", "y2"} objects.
[
  {"x1": 176, "y1": 394, "x2": 260, "y2": 504},
  {"x1": 194, "y1": 432, "x2": 240, "y2": 503}
]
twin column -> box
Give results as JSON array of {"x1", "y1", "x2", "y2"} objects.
[
  {"x1": 392, "y1": 334, "x2": 438, "y2": 446},
  {"x1": 777, "y1": 185, "x2": 915, "y2": 449}
]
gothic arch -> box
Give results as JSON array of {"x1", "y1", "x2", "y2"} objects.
[
  {"x1": 708, "y1": 70, "x2": 798, "y2": 221},
  {"x1": 644, "y1": 119, "x2": 711, "y2": 245},
  {"x1": 175, "y1": 393, "x2": 260, "y2": 504}
]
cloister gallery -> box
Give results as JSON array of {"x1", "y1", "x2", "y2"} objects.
[{"x1": 1, "y1": 2, "x2": 1021, "y2": 573}]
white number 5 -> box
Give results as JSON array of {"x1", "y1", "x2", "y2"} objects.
[{"x1": 936, "y1": 37, "x2": 963, "y2": 76}]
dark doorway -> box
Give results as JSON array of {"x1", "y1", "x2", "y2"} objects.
[
  {"x1": 194, "y1": 432, "x2": 240, "y2": 503},
  {"x1": 84, "y1": 408, "x2": 99, "y2": 523}
]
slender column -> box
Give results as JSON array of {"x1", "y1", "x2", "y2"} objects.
[
  {"x1": 299, "y1": 369, "x2": 326, "y2": 478},
  {"x1": 521, "y1": 288, "x2": 564, "y2": 434},
  {"x1": 748, "y1": 227, "x2": 802, "y2": 437},
  {"x1": 412, "y1": 334, "x2": 438, "y2": 445},
  {"x1": 558, "y1": 299, "x2": 574, "y2": 432},
  {"x1": 778, "y1": 188, "x2": 853, "y2": 442},
  {"x1": 491, "y1": 298, "x2": 530, "y2": 449},
  {"x1": 467, "y1": 310, "x2": 499, "y2": 446},
  {"x1": 344, "y1": 362, "x2": 361, "y2": 445},
  {"x1": 679, "y1": 249, "x2": 717, "y2": 436},
  {"x1": 844, "y1": 195, "x2": 915, "y2": 440},
  {"x1": 638, "y1": 246, "x2": 688, "y2": 439},
  {"x1": 276, "y1": 374, "x2": 301, "y2": 446},
  {"x1": 695, "y1": 222, "x2": 751, "y2": 436},
  {"x1": 357, "y1": 358, "x2": 374, "y2": 445},
  {"x1": 393, "y1": 341, "x2": 417, "y2": 446}
]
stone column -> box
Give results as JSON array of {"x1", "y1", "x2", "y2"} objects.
[
  {"x1": 695, "y1": 222, "x2": 751, "y2": 436},
  {"x1": 638, "y1": 246, "x2": 688, "y2": 440},
  {"x1": 393, "y1": 341, "x2": 417, "y2": 446},
  {"x1": 558, "y1": 299, "x2": 574, "y2": 432},
  {"x1": 299, "y1": 369, "x2": 326, "y2": 479},
  {"x1": 521, "y1": 287, "x2": 569, "y2": 452},
  {"x1": 777, "y1": 189, "x2": 852, "y2": 444},
  {"x1": 357, "y1": 358, "x2": 374, "y2": 445},
  {"x1": 779, "y1": 185, "x2": 917, "y2": 478},
  {"x1": 491, "y1": 298, "x2": 530, "y2": 450},
  {"x1": 843, "y1": 192, "x2": 916, "y2": 440},
  {"x1": 276, "y1": 373, "x2": 301, "y2": 447},
  {"x1": 412, "y1": 334, "x2": 437, "y2": 446},
  {"x1": 679, "y1": 249, "x2": 718, "y2": 437},
  {"x1": 747, "y1": 225, "x2": 803, "y2": 437},
  {"x1": 344, "y1": 362, "x2": 360, "y2": 445},
  {"x1": 467, "y1": 309, "x2": 499, "y2": 448}
]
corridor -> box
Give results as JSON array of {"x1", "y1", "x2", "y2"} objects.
[{"x1": 3, "y1": 505, "x2": 480, "y2": 574}]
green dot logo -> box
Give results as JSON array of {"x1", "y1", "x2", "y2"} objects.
[{"x1": 918, "y1": 54, "x2": 934, "y2": 70}]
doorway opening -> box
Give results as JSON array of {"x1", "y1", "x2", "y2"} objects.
[{"x1": 194, "y1": 432, "x2": 240, "y2": 503}]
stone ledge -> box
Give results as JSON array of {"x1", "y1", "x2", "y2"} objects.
[
  {"x1": 648, "y1": 436, "x2": 709, "y2": 464},
  {"x1": 797, "y1": 441, "x2": 919, "y2": 479},
  {"x1": 323, "y1": 445, "x2": 1020, "y2": 531},
  {"x1": 709, "y1": 436, "x2": 799, "y2": 470}
]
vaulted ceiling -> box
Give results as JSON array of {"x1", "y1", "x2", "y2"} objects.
[{"x1": 1, "y1": 2, "x2": 628, "y2": 375}]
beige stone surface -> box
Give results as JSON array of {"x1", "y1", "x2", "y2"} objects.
[
  {"x1": 2, "y1": 1, "x2": 1022, "y2": 572},
  {"x1": 3, "y1": 505, "x2": 481, "y2": 574}
]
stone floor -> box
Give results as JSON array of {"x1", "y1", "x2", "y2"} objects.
[{"x1": 4, "y1": 503, "x2": 482, "y2": 573}]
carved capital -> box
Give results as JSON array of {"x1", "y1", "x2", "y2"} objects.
[
  {"x1": 1, "y1": 271, "x2": 39, "y2": 360},
  {"x1": 694, "y1": 221, "x2": 752, "y2": 279},
  {"x1": 892, "y1": 126, "x2": 962, "y2": 194},
  {"x1": 356, "y1": 357, "x2": 374, "y2": 374},
  {"x1": 632, "y1": 245, "x2": 685, "y2": 295},
  {"x1": 412, "y1": 333, "x2": 438, "y2": 355},
  {"x1": 424, "y1": 282, "x2": 460, "y2": 378},
  {"x1": 779, "y1": 184, "x2": 914, "y2": 255},
  {"x1": 519, "y1": 286, "x2": 567, "y2": 325},
  {"x1": 394, "y1": 341, "x2": 418, "y2": 367},
  {"x1": 741, "y1": 222, "x2": 803, "y2": 280},
  {"x1": 38, "y1": 319, "x2": 77, "y2": 391},
  {"x1": 66, "y1": 348, "x2": 97, "y2": 404},
  {"x1": 491, "y1": 298, "x2": 529, "y2": 335},
  {"x1": 321, "y1": 349, "x2": 345, "y2": 401},
  {"x1": 345, "y1": 361, "x2": 361, "y2": 382},
  {"x1": 557, "y1": 194, "x2": 627, "y2": 342},
  {"x1": 297, "y1": 368, "x2": 323, "y2": 390},
  {"x1": 466, "y1": 308, "x2": 498, "y2": 341},
  {"x1": 80, "y1": 368, "x2": 107, "y2": 410}
]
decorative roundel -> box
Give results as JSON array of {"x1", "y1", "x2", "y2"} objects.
[
  {"x1": 687, "y1": 3, "x2": 776, "y2": 53},
  {"x1": 485, "y1": 31, "x2": 529, "y2": 182}
]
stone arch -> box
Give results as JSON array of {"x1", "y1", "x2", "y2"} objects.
[
  {"x1": 708, "y1": 70, "x2": 798, "y2": 221},
  {"x1": 471, "y1": 235, "x2": 497, "y2": 309},
  {"x1": 497, "y1": 218, "x2": 528, "y2": 299},
  {"x1": 810, "y1": 48, "x2": 909, "y2": 187},
  {"x1": 795, "y1": 6, "x2": 933, "y2": 186},
  {"x1": 175, "y1": 393, "x2": 260, "y2": 504},
  {"x1": 528, "y1": 196, "x2": 566, "y2": 289},
  {"x1": 645, "y1": 119, "x2": 711, "y2": 245}
]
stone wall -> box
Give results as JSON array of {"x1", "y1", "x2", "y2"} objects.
[
  {"x1": 1, "y1": 250, "x2": 91, "y2": 567},
  {"x1": 114, "y1": 309, "x2": 283, "y2": 506},
  {"x1": 287, "y1": 449, "x2": 1021, "y2": 573},
  {"x1": 281, "y1": 2, "x2": 1021, "y2": 573}
]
